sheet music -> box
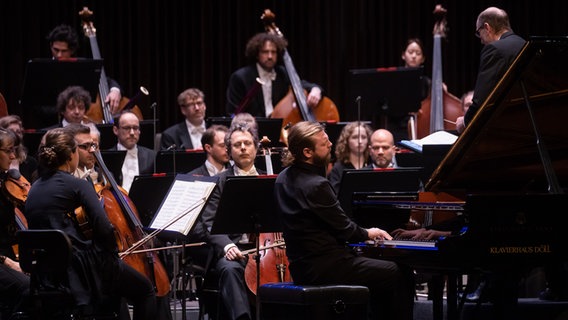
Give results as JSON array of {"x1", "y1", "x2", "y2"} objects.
[
  {"x1": 399, "y1": 131, "x2": 457, "y2": 153},
  {"x1": 149, "y1": 179, "x2": 216, "y2": 235}
]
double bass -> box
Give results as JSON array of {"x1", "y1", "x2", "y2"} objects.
[
  {"x1": 411, "y1": 5, "x2": 463, "y2": 140},
  {"x1": 261, "y1": 9, "x2": 340, "y2": 141},
  {"x1": 79, "y1": 7, "x2": 144, "y2": 124}
]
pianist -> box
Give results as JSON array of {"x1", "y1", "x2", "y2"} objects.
[{"x1": 274, "y1": 121, "x2": 415, "y2": 320}]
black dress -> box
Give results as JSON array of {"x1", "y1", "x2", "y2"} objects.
[{"x1": 24, "y1": 170, "x2": 156, "y2": 319}]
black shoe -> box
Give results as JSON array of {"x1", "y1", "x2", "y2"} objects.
[{"x1": 465, "y1": 280, "x2": 486, "y2": 303}]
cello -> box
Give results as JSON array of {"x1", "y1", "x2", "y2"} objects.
[
  {"x1": 411, "y1": 4, "x2": 463, "y2": 140},
  {"x1": 79, "y1": 7, "x2": 144, "y2": 124},
  {"x1": 261, "y1": 9, "x2": 340, "y2": 141},
  {"x1": 244, "y1": 137, "x2": 291, "y2": 298},
  {"x1": 93, "y1": 149, "x2": 170, "y2": 297}
]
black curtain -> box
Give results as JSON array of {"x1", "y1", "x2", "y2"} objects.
[{"x1": 1, "y1": 0, "x2": 566, "y2": 132}]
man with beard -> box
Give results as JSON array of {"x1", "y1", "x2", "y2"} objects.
[
  {"x1": 226, "y1": 33, "x2": 322, "y2": 117},
  {"x1": 68, "y1": 124, "x2": 100, "y2": 184},
  {"x1": 367, "y1": 128, "x2": 398, "y2": 169},
  {"x1": 274, "y1": 121, "x2": 415, "y2": 320}
]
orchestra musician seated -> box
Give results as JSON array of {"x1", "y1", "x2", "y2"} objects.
[
  {"x1": 108, "y1": 111, "x2": 156, "y2": 193},
  {"x1": 327, "y1": 121, "x2": 373, "y2": 194},
  {"x1": 365, "y1": 128, "x2": 398, "y2": 169},
  {"x1": 47, "y1": 24, "x2": 123, "y2": 115},
  {"x1": 187, "y1": 124, "x2": 230, "y2": 177},
  {"x1": 43, "y1": 85, "x2": 92, "y2": 130},
  {"x1": 160, "y1": 88, "x2": 208, "y2": 151},
  {"x1": 226, "y1": 33, "x2": 323, "y2": 118},
  {"x1": 0, "y1": 128, "x2": 31, "y2": 319},
  {"x1": 194, "y1": 122, "x2": 264, "y2": 320},
  {"x1": 24, "y1": 127, "x2": 157, "y2": 319}
]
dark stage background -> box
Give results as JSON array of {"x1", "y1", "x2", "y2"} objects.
[{"x1": 1, "y1": 0, "x2": 566, "y2": 139}]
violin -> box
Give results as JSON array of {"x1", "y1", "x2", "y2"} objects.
[{"x1": 1, "y1": 169, "x2": 31, "y2": 258}]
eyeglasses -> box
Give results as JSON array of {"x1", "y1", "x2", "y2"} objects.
[
  {"x1": 119, "y1": 126, "x2": 140, "y2": 132},
  {"x1": 475, "y1": 24, "x2": 485, "y2": 38},
  {"x1": 0, "y1": 147, "x2": 17, "y2": 154},
  {"x1": 181, "y1": 101, "x2": 205, "y2": 109},
  {"x1": 77, "y1": 142, "x2": 98, "y2": 151}
]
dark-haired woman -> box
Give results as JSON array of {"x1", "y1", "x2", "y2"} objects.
[
  {"x1": 24, "y1": 127, "x2": 157, "y2": 319},
  {"x1": 0, "y1": 128, "x2": 30, "y2": 318}
]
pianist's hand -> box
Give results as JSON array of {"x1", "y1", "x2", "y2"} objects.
[{"x1": 366, "y1": 228, "x2": 393, "y2": 241}]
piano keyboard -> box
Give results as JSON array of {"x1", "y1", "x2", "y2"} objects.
[{"x1": 382, "y1": 239, "x2": 438, "y2": 249}]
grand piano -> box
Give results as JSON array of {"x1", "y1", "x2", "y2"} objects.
[{"x1": 360, "y1": 36, "x2": 568, "y2": 319}]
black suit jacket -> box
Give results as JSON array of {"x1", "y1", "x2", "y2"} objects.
[
  {"x1": 199, "y1": 165, "x2": 266, "y2": 259},
  {"x1": 187, "y1": 163, "x2": 210, "y2": 177},
  {"x1": 465, "y1": 32, "x2": 526, "y2": 125},
  {"x1": 226, "y1": 64, "x2": 320, "y2": 117},
  {"x1": 108, "y1": 144, "x2": 156, "y2": 185},
  {"x1": 159, "y1": 121, "x2": 195, "y2": 150}
]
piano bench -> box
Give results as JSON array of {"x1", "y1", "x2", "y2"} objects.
[{"x1": 259, "y1": 282, "x2": 369, "y2": 320}]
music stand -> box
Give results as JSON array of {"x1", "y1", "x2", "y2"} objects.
[
  {"x1": 347, "y1": 66, "x2": 423, "y2": 140},
  {"x1": 211, "y1": 175, "x2": 280, "y2": 320},
  {"x1": 155, "y1": 150, "x2": 206, "y2": 174},
  {"x1": 19, "y1": 58, "x2": 103, "y2": 129},
  {"x1": 337, "y1": 168, "x2": 423, "y2": 217},
  {"x1": 128, "y1": 173, "x2": 176, "y2": 228},
  {"x1": 22, "y1": 129, "x2": 47, "y2": 158},
  {"x1": 99, "y1": 150, "x2": 126, "y2": 182}
]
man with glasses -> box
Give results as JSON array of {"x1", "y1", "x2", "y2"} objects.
[
  {"x1": 456, "y1": 6, "x2": 525, "y2": 133},
  {"x1": 160, "y1": 88, "x2": 208, "y2": 150},
  {"x1": 110, "y1": 111, "x2": 156, "y2": 193},
  {"x1": 67, "y1": 123, "x2": 101, "y2": 185}
]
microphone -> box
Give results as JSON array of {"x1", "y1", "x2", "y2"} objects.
[
  {"x1": 150, "y1": 102, "x2": 158, "y2": 109},
  {"x1": 356, "y1": 96, "x2": 362, "y2": 123},
  {"x1": 166, "y1": 144, "x2": 177, "y2": 151}
]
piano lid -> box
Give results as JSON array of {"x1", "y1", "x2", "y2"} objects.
[{"x1": 427, "y1": 37, "x2": 568, "y2": 194}]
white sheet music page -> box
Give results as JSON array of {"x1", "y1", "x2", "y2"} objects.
[
  {"x1": 399, "y1": 131, "x2": 457, "y2": 153},
  {"x1": 149, "y1": 179, "x2": 216, "y2": 235}
]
